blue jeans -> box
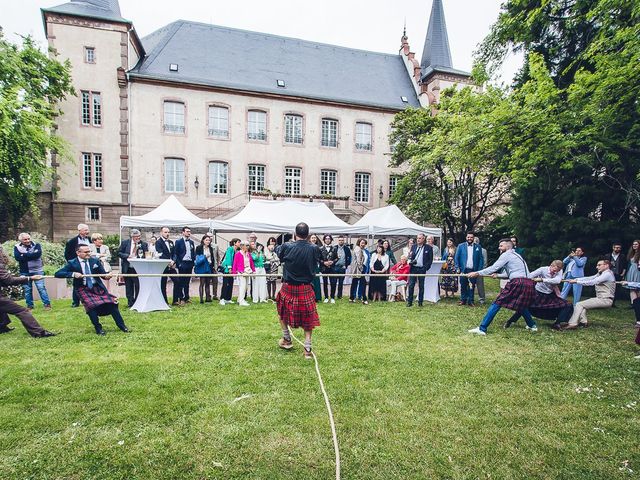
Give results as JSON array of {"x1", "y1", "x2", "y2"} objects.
[
  {"x1": 479, "y1": 302, "x2": 536, "y2": 332},
  {"x1": 460, "y1": 268, "x2": 477, "y2": 304},
  {"x1": 560, "y1": 278, "x2": 583, "y2": 304},
  {"x1": 21, "y1": 272, "x2": 51, "y2": 308}
]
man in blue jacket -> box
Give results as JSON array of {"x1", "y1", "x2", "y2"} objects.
[
  {"x1": 560, "y1": 247, "x2": 587, "y2": 304},
  {"x1": 55, "y1": 244, "x2": 129, "y2": 336},
  {"x1": 172, "y1": 226, "x2": 196, "y2": 305},
  {"x1": 13, "y1": 233, "x2": 51, "y2": 310},
  {"x1": 407, "y1": 233, "x2": 434, "y2": 307},
  {"x1": 454, "y1": 232, "x2": 484, "y2": 307}
]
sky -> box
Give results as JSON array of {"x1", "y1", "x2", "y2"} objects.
[{"x1": 1, "y1": 0, "x2": 522, "y2": 84}]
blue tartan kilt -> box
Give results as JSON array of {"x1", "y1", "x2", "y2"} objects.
[{"x1": 77, "y1": 284, "x2": 118, "y2": 314}]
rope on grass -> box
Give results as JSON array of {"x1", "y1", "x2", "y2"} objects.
[{"x1": 288, "y1": 327, "x2": 341, "y2": 480}]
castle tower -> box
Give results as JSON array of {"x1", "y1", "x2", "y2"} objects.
[{"x1": 41, "y1": 0, "x2": 144, "y2": 239}]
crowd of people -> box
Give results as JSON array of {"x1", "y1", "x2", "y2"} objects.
[{"x1": 0, "y1": 223, "x2": 639, "y2": 357}]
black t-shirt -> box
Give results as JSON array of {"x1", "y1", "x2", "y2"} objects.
[{"x1": 276, "y1": 240, "x2": 322, "y2": 285}]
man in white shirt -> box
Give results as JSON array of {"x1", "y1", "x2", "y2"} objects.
[{"x1": 563, "y1": 259, "x2": 616, "y2": 329}]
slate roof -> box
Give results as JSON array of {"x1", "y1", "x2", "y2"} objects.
[
  {"x1": 42, "y1": 0, "x2": 130, "y2": 24},
  {"x1": 421, "y1": 0, "x2": 452, "y2": 70},
  {"x1": 128, "y1": 21, "x2": 421, "y2": 111}
]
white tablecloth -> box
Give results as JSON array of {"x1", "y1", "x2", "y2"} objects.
[
  {"x1": 128, "y1": 258, "x2": 171, "y2": 312},
  {"x1": 423, "y1": 260, "x2": 445, "y2": 303}
]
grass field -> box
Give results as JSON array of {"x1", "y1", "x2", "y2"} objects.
[{"x1": 1, "y1": 292, "x2": 639, "y2": 479}]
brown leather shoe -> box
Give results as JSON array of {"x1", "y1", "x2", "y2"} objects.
[
  {"x1": 278, "y1": 338, "x2": 293, "y2": 350},
  {"x1": 303, "y1": 347, "x2": 313, "y2": 360}
]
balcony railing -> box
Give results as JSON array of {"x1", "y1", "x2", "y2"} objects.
[
  {"x1": 163, "y1": 124, "x2": 185, "y2": 134},
  {"x1": 355, "y1": 142, "x2": 372, "y2": 151},
  {"x1": 247, "y1": 131, "x2": 267, "y2": 141},
  {"x1": 208, "y1": 128, "x2": 229, "y2": 138}
]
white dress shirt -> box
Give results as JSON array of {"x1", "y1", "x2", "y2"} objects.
[{"x1": 528, "y1": 266, "x2": 562, "y2": 295}]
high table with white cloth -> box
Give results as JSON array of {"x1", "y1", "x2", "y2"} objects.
[
  {"x1": 423, "y1": 260, "x2": 445, "y2": 303},
  {"x1": 128, "y1": 258, "x2": 172, "y2": 312}
]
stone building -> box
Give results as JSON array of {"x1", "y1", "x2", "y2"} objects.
[{"x1": 39, "y1": 0, "x2": 473, "y2": 240}]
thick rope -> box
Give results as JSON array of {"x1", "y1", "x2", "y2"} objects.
[{"x1": 288, "y1": 327, "x2": 341, "y2": 480}]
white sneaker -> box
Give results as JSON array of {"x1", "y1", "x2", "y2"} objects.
[
  {"x1": 468, "y1": 327, "x2": 487, "y2": 336},
  {"x1": 227, "y1": 300, "x2": 235, "y2": 304},
  {"x1": 526, "y1": 325, "x2": 538, "y2": 332},
  {"x1": 239, "y1": 301, "x2": 250, "y2": 307},
  {"x1": 330, "y1": 298, "x2": 335, "y2": 304},
  {"x1": 323, "y1": 298, "x2": 329, "y2": 303},
  {"x1": 219, "y1": 299, "x2": 226, "y2": 306},
  {"x1": 634, "y1": 354, "x2": 640, "y2": 359}
]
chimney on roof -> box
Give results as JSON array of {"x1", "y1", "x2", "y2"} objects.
[{"x1": 420, "y1": 0, "x2": 452, "y2": 73}]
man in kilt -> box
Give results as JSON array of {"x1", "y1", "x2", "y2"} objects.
[
  {"x1": 55, "y1": 245, "x2": 129, "y2": 336},
  {"x1": 467, "y1": 238, "x2": 538, "y2": 335},
  {"x1": 275, "y1": 222, "x2": 322, "y2": 359},
  {"x1": 503, "y1": 260, "x2": 573, "y2": 330}
]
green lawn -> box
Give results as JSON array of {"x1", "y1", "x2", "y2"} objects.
[{"x1": 1, "y1": 294, "x2": 638, "y2": 479}]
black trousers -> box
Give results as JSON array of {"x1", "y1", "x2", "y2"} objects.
[
  {"x1": 221, "y1": 276, "x2": 234, "y2": 301},
  {"x1": 407, "y1": 266, "x2": 427, "y2": 305},
  {"x1": 174, "y1": 262, "x2": 194, "y2": 302},
  {"x1": 160, "y1": 266, "x2": 176, "y2": 303},
  {"x1": 87, "y1": 304, "x2": 126, "y2": 333},
  {"x1": 124, "y1": 267, "x2": 139, "y2": 307},
  {"x1": 322, "y1": 271, "x2": 337, "y2": 299},
  {"x1": 334, "y1": 267, "x2": 346, "y2": 298},
  {"x1": 0, "y1": 296, "x2": 46, "y2": 336}
]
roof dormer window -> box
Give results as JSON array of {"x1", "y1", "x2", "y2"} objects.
[
  {"x1": 169, "y1": 63, "x2": 179, "y2": 72},
  {"x1": 276, "y1": 79, "x2": 286, "y2": 88}
]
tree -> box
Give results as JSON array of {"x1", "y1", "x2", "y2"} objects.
[
  {"x1": 473, "y1": 0, "x2": 640, "y2": 267},
  {"x1": 389, "y1": 86, "x2": 514, "y2": 243},
  {"x1": 0, "y1": 32, "x2": 74, "y2": 240}
]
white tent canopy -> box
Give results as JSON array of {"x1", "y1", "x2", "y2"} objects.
[
  {"x1": 350, "y1": 205, "x2": 441, "y2": 238},
  {"x1": 211, "y1": 199, "x2": 360, "y2": 234},
  {"x1": 119, "y1": 195, "x2": 210, "y2": 229}
]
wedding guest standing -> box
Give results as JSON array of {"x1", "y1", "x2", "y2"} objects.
[
  {"x1": 172, "y1": 227, "x2": 195, "y2": 306},
  {"x1": 626, "y1": 240, "x2": 640, "y2": 306},
  {"x1": 219, "y1": 238, "x2": 240, "y2": 306},
  {"x1": 383, "y1": 240, "x2": 397, "y2": 266},
  {"x1": 320, "y1": 234, "x2": 338, "y2": 303},
  {"x1": 117, "y1": 229, "x2": 148, "y2": 307},
  {"x1": 474, "y1": 237, "x2": 488, "y2": 304},
  {"x1": 264, "y1": 242, "x2": 280, "y2": 301},
  {"x1": 309, "y1": 234, "x2": 322, "y2": 302},
  {"x1": 13, "y1": 233, "x2": 51, "y2": 311},
  {"x1": 560, "y1": 247, "x2": 587, "y2": 304},
  {"x1": 64, "y1": 223, "x2": 91, "y2": 307},
  {"x1": 334, "y1": 236, "x2": 352, "y2": 299},
  {"x1": 232, "y1": 241, "x2": 255, "y2": 306},
  {"x1": 349, "y1": 238, "x2": 369, "y2": 304},
  {"x1": 440, "y1": 238, "x2": 458, "y2": 298},
  {"x1": 252, "y1": 243, "x2": 268, "y2": 303},
  {"x1": 89, "y1": 233, "x2": 112, "y2": 293},
  {"x1": 369, "y1": 244, "x2": 390, "y2": 302},
  {"x1": 406, "y1": 233, "x2": 433, "y2": 307},
  {"x1": 195, "y1": 235, "x2": 215, "y2": 303},
  {"x1": 454, "y1": 232, "x2": 484, "y2": 307},
  {"x1": 155, "y1": 227, "x2": 176, "y2": 304},
  {"x1": 427, "y1": 235, "x2": 441, "y2": 260}
]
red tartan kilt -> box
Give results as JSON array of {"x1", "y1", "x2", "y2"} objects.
[
  {"x1": 276, "y1": 283, "x2": 320, "y2": 330},
  {"x1": 77, "y1": 285, "x2": 117, "y2": 314},
  {"x1": 530, "y1": 291, "x2": 570, "y2": 310},
  {"x1": 494, "y1": 277, "x2": 536, "y2": 312}
]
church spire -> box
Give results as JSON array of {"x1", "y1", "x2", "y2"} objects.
[{"x1": 420, "y1": 0, "x2": 452, "y2": 71}]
